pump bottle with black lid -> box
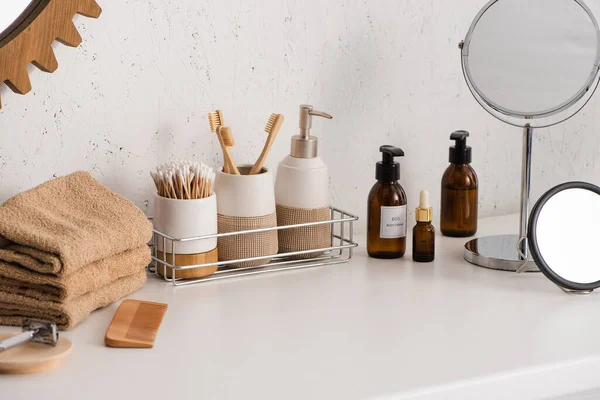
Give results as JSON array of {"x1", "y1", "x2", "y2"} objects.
[
  {"x1": 440, "y1": 131, "x2": 479, "y2": 237},
  {"x1": 367, "y1": 146, "x2": 407, "y2": 258}
]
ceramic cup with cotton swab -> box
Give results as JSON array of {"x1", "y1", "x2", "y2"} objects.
[{"x1": 151, "y1": 160, "x2": 219, "y2": 280}]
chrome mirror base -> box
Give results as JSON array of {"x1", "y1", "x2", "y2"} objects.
[
  {"x1": 464, "y1": 235, "x2": 598, "y2": 295},
  {"x1": 559, "y1": 286, "x2": 594, "y2": 294},
  {"x1": 464, "y1": 234, "x2": 539, "y2": 272}
]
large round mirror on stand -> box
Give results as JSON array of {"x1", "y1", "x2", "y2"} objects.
[
  {"x1": 459, "y1": 0, "x2": 600, "y2": 272},
  {"x1": 0, "y1": 0, "x2": 102, "y2": 108}
]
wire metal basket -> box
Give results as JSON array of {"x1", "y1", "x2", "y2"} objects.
[{"x1": 148, "y1": 207, "x2": 359, "y2": 286}]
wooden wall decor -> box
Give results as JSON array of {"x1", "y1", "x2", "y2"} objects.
[{"x1": 0, "y1": 0, "x2": 102, "y2": 108}]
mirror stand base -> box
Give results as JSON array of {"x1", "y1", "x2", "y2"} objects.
[
  {"x1": 464, "y1": 234, "x2": 539, "y2": 272},
  {"x1": 559, "y1": 286, "x2": 594, "y2": 295}
]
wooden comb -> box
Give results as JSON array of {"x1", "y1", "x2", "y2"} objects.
[{"x1": 105, "y1": 300, "x2": 168, "y2": 348}]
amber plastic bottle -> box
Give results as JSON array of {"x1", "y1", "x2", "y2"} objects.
[
  {"x1": 367, "y1": 146, "x2": 407, "y2": 258},
  {"x1": 413, "y1": 190, "x2": 435, "y2": 262},
  {"x1": 440, "y1": 131, "x2": 478, "y2": 237}
]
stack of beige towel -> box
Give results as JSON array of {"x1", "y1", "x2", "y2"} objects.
[{"x1": 0, "y1": 171, "x2": 152, "y2": 330}]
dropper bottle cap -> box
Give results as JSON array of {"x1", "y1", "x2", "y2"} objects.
[
  {"x1": 416, "y1": 190, "x2": 433, "y2": 222},
  {"x1": 449, "y1": 130, "x2": 472, "y2": 164}
]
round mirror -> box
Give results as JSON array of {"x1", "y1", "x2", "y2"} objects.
[
  {"x1": 461, "y1": 0, "x2": 600, "y2": 126},
  {"x1": 0, "y1": 0, "x2": 100, "y2": 107},
  {"x1": 0, "y1": 1, "x2": 39, "y2": 43},
  {"x1": 528, "y1": 182, "x2": 600, "y2": 291}
]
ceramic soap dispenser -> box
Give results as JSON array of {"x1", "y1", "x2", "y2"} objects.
[{"x1": 275, "y1": 104, "x2": 333, "y2": 258}]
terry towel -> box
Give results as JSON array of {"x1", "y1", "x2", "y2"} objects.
[
  {"x1": 0, "y1": 246, "x2": 150, "y2": 302},
  {"x1": 0, "y1": 171, "x2": 153, "y2": 329},
  {"x1": 0, "y1": 171, "x2": 153, "y2": 275},
  {"x1": 0, "y1": 270, "x2": 148, "y2": 330}
]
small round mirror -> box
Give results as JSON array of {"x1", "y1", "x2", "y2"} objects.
[
  {"x1": 0, "y1": 1, "x2": 38, "y2": 43},
  {"x1": 528, "y1": 182, "x2": 600, "y2": 291},
  {"x1": 461, "y1": 0, "x2": 600, "y2": 126}
]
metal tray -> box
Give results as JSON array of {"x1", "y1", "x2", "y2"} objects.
[{"x1": 148, "y1": 207, "x2": 358, "y2": 286}]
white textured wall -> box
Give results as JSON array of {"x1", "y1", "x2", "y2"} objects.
[{"x1": 1, "y1": 0, "x2": 600, "y2": 232}]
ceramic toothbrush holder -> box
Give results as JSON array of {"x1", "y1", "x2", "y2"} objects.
[
  {"x1": 214, "y1": 165, "x2": 278, "y2": 268},
  {"x1": 153, "y1": 193, "x2": 219, "y2": 279}
]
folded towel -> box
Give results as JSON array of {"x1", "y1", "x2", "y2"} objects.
[
  {"x1": 0, "y1": 171, "x2": 152, "y2": 276},
  {"x1": 0, "y1": 270, "x2": 148, "y2": 330},
  {"x1": 0, "y1": 246, "x2": 150, "y2": 302}
]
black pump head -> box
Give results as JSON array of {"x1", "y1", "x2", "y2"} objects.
[
  {"x1": 449, "y1": 130, "x2": 472, "y2": 164},
  {"x1": 377, "y1": 145, "x2": 404, "y2": 182}
]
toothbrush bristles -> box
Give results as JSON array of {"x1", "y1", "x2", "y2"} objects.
[
  {"x1": 220, "y1": 127, "x2": 235, "y2": 147},
  {"x1": 264, "y1": 113, "x2": 277, "y2": 133},
  {"x1": 208, "y1": 111, "x2": 223, "y2": 132}
]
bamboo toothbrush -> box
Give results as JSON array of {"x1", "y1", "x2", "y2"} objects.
[
  {"x1": 207, "y1": 110, "x2": 225, "y2": 170},
  {"x1": 215, "y1": 126, "x2": 240, "y2": 175},
  {"x1": 249, "y1": 113, "x2": 284, "y2": 175},
  {"x1": 208, "y1": 110, "x2": 228, "y2": 172},
  {"x1": 208, "y1": 110, "x2": 239, "y2": 175}
]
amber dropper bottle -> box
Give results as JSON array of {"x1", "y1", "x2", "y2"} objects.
[
  {"x1": 367, "y1": 146, "x2": 407, "y2": 259},
  {"x1": 413, "y1": 190, "x2": 435, "y2": 262}
]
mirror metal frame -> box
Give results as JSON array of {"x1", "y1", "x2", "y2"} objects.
[
  {"x1": 460, "y1": 0, "x2": 600, "y2": 128},
  {"x1": 528, "y1": 181, "x2": 600, "y2": 292}
]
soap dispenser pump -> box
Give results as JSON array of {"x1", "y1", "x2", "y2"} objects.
[
  {"x1": 275, "y1": 104, "x2": 333, "y2": 258},
  {"x1": 291, "y1": 105, "x2": 333, "y2": 158},
  {"x1": 367, "y1": 146, "x2": 408, "y2": 259},
  {"x1": 440, "y1": 130, "x2": 479, "y2": 237}
]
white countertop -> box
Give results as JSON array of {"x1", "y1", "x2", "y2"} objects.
[{"x1": 2, "y1": 213, "x2": 600, "y2": 400}]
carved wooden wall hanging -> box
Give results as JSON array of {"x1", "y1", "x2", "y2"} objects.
[{"x1": 0, "y1": 0, "x2": 101, "y2": 108}]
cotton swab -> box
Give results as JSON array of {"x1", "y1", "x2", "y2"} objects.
[{"x1": 151, "y1": 161, "x2": 215, "y2": 200}]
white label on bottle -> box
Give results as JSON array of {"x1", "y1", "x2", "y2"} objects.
[{"x1": 380, "y1": 206, "x2": 407, "y2": 239}]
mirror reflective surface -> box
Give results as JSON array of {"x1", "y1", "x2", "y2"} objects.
[
  {"x1": 529, "y1": 183, "x2": 600, "y2": 291},
  {"x1": 0, "y1": 1, "x2": 37, "y2": 42},
  {"x1": 463, "y1": 0, "x2": 600, "y2": 119}
]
